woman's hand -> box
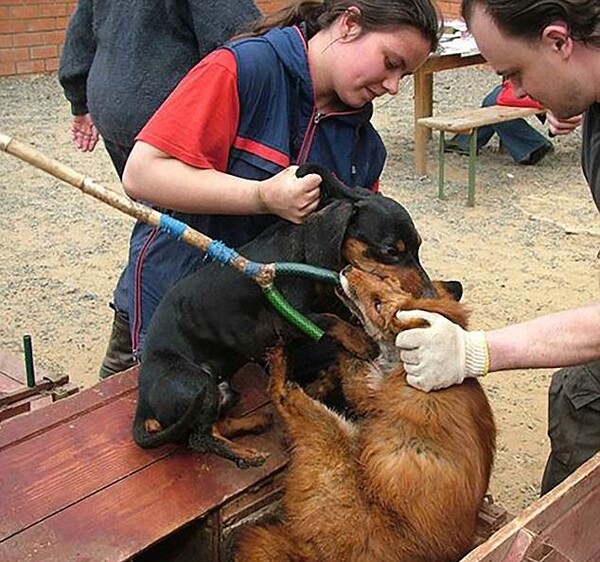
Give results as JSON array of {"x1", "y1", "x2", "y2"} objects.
[{"x1": 257, "y1": 166, "x2": 322, "y2": 223}]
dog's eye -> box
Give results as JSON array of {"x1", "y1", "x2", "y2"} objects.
[
  {"x1": 374, "y1": 298, "x2": 382, "y2": 313},
  {"x1": 385, "y1": 247, "x2": 400, "y2": 257}
]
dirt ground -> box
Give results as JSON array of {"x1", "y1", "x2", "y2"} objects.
[{"x1": 1, "y1": 67, "x2": 598, "y2": 518}]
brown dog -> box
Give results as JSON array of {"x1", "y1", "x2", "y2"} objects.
[{"x1": 235, "y1": 267, "x2": 496, "y2": 562}]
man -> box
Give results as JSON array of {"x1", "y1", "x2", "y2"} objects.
[
  {"x1": 59, "y1": 0, "x2": 261, "y2": 379},
  {"x1": 395, "y1": 0, "x2": 600, "y2": 494}
]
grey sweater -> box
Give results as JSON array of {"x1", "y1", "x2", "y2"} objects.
[{"x1": 58, "y1": 0, "x2": 260, "y2": 145}]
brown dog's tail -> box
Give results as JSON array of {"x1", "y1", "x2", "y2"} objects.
[{"x1": 132, "y1": 384, "x2": 211, "y2": 449}]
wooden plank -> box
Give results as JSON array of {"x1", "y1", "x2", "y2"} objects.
[
  {"x1": 414, "y1": 70, "x2": 433, "y2": 175},
  {"x1": 420, "y1": 52, "x2": 486, "y2": 74},
  {"x1": 0, "y1": 393, "x2": 53, "y2": 422},
  {"x1": 418, "y1": 105, "x2": 545, "y2": 134},
  {"x1": 0, "y1": 350, "x2": 55, "y2": 385},
  {"x1": 0, "y1": 371, "x2": 23, "y2": 393},
  {"x1": 0, "y1": 366, "x2": 139, "y2": 450},
  {"x1": 0, "y1": 404, "x2": 287, "y2": 562},
  {"x1": 0, "y1": 393, "x2": 174, "y2": 542},
  {"x1": 460, "y1": 452, "x2": 600, "y2": 561},
  {"x1": 0, "y1": 363, "x2": 271, "y2": 539},
  {"x1": 524, "y1": 486, "x2": 600, "y2": 561},
  {"x1": 412, "y1": 51, "x2": 486, "y2": 174}
]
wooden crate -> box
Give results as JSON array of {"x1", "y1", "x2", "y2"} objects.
[{"x1": 461, "y1": 451, "x2": 600, "y2": 562}]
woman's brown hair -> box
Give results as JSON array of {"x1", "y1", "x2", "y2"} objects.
[{"x1": 242, "y1": 0, "x2": 441, "y2": 51}]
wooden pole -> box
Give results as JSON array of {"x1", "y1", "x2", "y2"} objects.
[{"x1": 0, "y1": 132, "x2": 272, "y2": 285}]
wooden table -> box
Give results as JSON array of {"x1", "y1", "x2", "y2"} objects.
[
  {"x1": 413, "y1": 51, "x2": 486, "y2": 175},
  {"x1": 0, "y1": 364, "x2": 288, "y2": 561}
]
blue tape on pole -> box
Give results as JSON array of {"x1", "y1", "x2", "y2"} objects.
[
  {"x1": 206, "y1": 240, "x2": 239, "y2": 266},
  {"x1": 159, "y1": 215, "x2": 187, "y2": 239},
  {"x1": 244, "y1": 261, "x2": 261, "y2": 278}
]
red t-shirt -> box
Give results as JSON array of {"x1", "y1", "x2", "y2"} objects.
[
  {"x1": 136, "y1": 49, "x2": 240, "y2": 172},
  {"x1": 496, "y1": 80, "x2": 544, "y2": 110}
]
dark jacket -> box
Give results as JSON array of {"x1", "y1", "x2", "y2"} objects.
[
  {"x1": 58, "y1": 0, "x2": 260, "y2": 145},
  {"x1": 123, "y1": 25, "x2": 387, "y2": 355},
  {"x1": 582, "y1": 102, "x2": 600, "y2": 211}
]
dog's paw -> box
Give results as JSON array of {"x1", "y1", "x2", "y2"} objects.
[
  {"x1": 236, "y1": 450, "x2": 270, "y2": 469},
  {"x1": 304, "y1": 366, "x2": 339, "y2": 400},
  {"x1": 144, "y1": 418, "x2": 163, "y2": 433}
]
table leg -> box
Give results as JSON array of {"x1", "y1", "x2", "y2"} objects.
[
  {"x1": 414, "y1": 71, "x2": 433, "y2": 175},
  {"x1": 467, "y1": 129, "x2": 477, "y2": 206}
]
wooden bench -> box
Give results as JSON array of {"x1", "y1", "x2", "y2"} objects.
[
  {"x1": 0, "y1": 363, "x2": 288, "y2": 561},
  {"x1": 418, "y1": 105, "x2": 546, "y2": 206}
]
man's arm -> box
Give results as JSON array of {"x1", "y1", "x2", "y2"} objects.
[
  {"x1": 487, "y1": 301, "x2": 600, "y2": 371},
  {"x1": 395, "y1": 301, "x2": 600, "y2": 392},
  {"x1": 58, "y1": 0, "x2": 96, "y2": 116}
]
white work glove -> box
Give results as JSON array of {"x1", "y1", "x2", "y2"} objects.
[{"x1": 395, "y1": 310, "x2": 489, "y2": 392}]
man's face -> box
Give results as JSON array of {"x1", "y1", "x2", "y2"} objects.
[{"x1": 469, "y1": 4, "x2": 592, "y2": 119}]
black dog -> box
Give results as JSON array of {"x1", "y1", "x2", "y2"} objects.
[{"x1": 132, "y1": 164, "x2": 437, "y2": 467}]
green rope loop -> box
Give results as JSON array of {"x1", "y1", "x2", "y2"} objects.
[
  {"x1": 262, "y1": 284, "x2": 325, "y2": 340},
  {"x1": 274, "y1": 262, "x2": 340, "y2": 284}
]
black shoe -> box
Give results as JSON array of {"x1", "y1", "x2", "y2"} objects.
[
  {"x1": 520, "y1": 143, "x2": 553, "y2": 165},
  {"x1": 444, "y1": 139, "x2": 472, "y2": 156},
  {"x1": 98, "y1": 309, "x2": 136, "y2": 379}
]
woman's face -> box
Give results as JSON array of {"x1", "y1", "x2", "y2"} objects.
[{"x1": 322, "y1": 24, "x2": 432, "y2": 110}]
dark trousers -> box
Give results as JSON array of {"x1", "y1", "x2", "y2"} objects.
[
  {"x1": 541, "y1": 360, "x2": 600, "y2": 494},
  {"x1": 98, "y1": 137, "x2": 137, "y2": 379}
]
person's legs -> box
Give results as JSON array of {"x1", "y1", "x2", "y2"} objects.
[
  {"x1": 97, "y1": 138, "x2": 137, "y2": 379},
  {"x1": 444, "y1": 126, "x2": 495, "y2": 155},
  {"x1": 98, "y1": 302, "x2": 136, "y2": 379},
  {"x1": 128, "y1": 226, "x2": 208, "y2": 360},
  {"x1": 540, "y1": 361, "x2": 600, "y2": 495},
  {"x1": 492, "y1": 118, "x2": 552, "y2": 164}
]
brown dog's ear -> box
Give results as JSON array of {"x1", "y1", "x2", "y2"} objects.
[
  {"x1": 435, "y1": 280, "x2": 463, "y2": 301},
  {"x1": 303, "y1": 200, "x2": 354, "y2": 269},
  {"x1": 296, "y1": 163, "x2": 370, "y2": 208}
]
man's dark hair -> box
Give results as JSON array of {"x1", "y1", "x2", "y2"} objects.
[{"x1": 461, "y1": 0, "x2": 600, "y2": 47}]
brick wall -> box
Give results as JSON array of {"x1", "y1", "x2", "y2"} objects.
[
  {"x1": 438, "y1": 0, "x2": 462, "y2": 18},
  {"x1": 0, "y1": 0, "x2": 74, "y2": 76},
  {"x1": 0, "y1": 0, "x2": 462, "y2": 77}
]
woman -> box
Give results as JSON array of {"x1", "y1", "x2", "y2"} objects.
[{"x1": 120, "y1": 0, "x2": 441, "y2": 365}]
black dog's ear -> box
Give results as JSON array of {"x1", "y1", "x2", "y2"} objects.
[
  {"x1": 303, "y1": 200, "x2": 354, "y2": 270},
  {"x1": 441, "y1": 280, "x2": 463, "y2": 302},
  {"x1": 296, "y1": 163, "x2": 369, "y2": 207}
]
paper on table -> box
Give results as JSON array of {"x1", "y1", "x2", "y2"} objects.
[
  {"x1": 438, "y1": 18, "x2": 479, "y2": 57},
  {"x1": 439, "y1": 34, "x2": 480, "y2": 56}
]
